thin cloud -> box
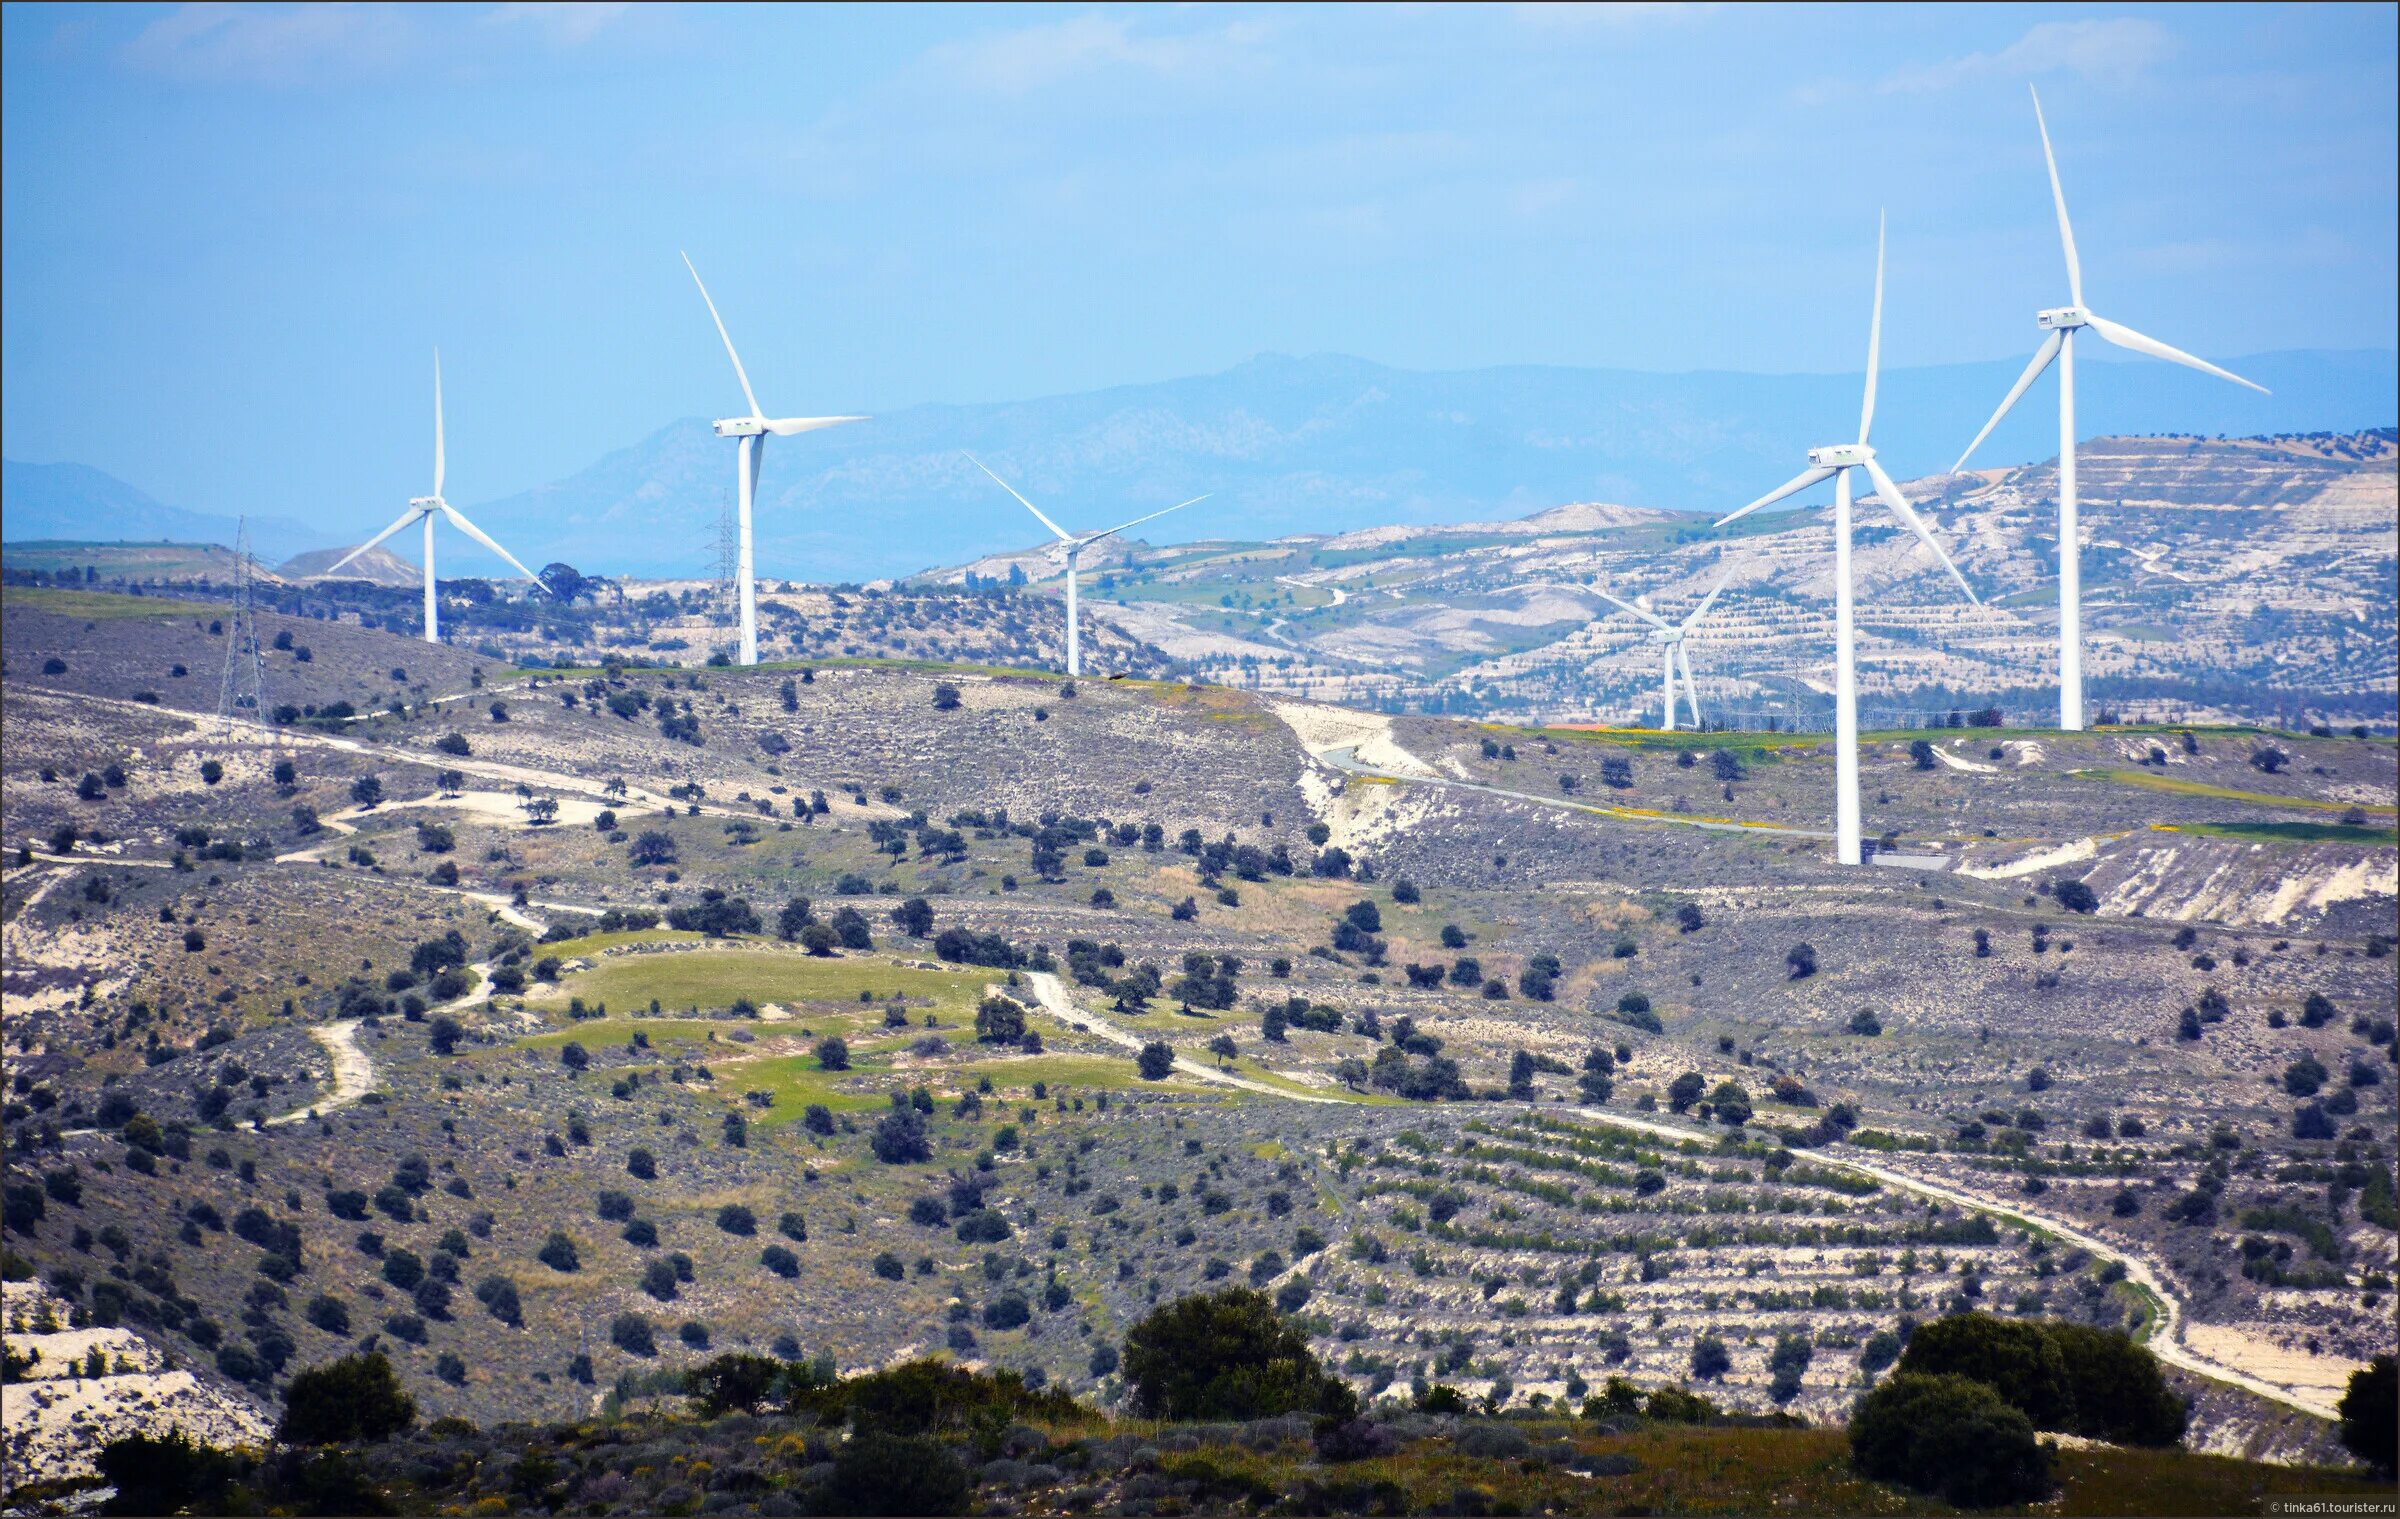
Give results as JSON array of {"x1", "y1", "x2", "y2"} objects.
[
  {"x1": 1879, "y1": 18, "x2": 2176, "y2": 95},
  {"x1": 481, "y1": 3, "x2": 632, "y2": 47},
  {"x1": 930, "y1": 11, "x2": 1274, "y2": 95},
  {"x1": 1507, "y1": 3, "x2": 1719, "y2": 30},
  {"x1": 120, "y1": 3, "x2": 420, "y2": 85},
  {"x1": 120, "y1": 2, "x2": 630, "y2": 86}
]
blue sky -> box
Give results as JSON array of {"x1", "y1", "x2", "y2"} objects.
[{"x1": 4, "y1": 2, "x2": 2393, "y2": 533}]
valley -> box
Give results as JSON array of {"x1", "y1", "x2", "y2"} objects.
[{"x1": 3, "y1": 588, "x2": 2391, "y2": 1503}]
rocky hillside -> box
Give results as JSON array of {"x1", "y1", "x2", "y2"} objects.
[{"x1": 925, "y1": 430, "x2": 2398, "y2": 728}]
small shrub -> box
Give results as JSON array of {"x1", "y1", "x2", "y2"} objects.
[
  {"x1": 1848, "y1": 1371, "x2": 2050, "y2": 1507},
  {"x1": 277, "y1": 1353, "x2": 417, "y2": 1445}
]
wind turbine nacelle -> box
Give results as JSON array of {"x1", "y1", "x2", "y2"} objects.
[
  {"x1": 1807, "y1": 443, "x2": 1873, "y2": 469},
  {"x1": 2036, "y1": 306, "x2": 2091, "y2": 332},
  {"x1": 712, "y1": 417, "x2": 769, "y2": 438},
  {"x1": 1647, "y1": 627, "x2": 1682, "y2": 646}
]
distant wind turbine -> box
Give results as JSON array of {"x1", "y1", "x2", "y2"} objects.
[
  {"x1": 966, "y1": 456, "x2": 1208, "y2": 677},
  {"x1": 1717, "y1": 217, "x2": 1980, "y2": 867},
  {"x1": 1950, "y1": 87, "x2": 2267, "y2": 732},
  {"x1": 1595, "y1": 572, "x2": 1732, "y2": 731},
  {"x1": 329, "y1": 352, "x2": 543, "y2": 644},
  {"x1": 682, "y1": 253, "x2": 867, "y2": 666}
]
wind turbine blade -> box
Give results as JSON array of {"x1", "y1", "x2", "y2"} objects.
[
  {"x1": 2031, "y1": 87, "x2": 2083, "y2": 306},
  {"x1": 764, "y1": 416, "x2": 869, "y2": 437},
  {"x1": 1681, "y1": 570, "x2": 1733, "y2": 631},
  {"x1": 1860, "y1": 211, "x2": 1885, "y2": 444},
  {"x1": 1716, "y1": 465, "x2": 1836, "y2": 527},
  {"x1": 1951, "y1": 330, "x2": 2062, "y2": 473},
  {"x1": 965, "y1": 454, "x2": 1073, "y2": 542},
  {"x1": 1863, "y1": 456, "x2": 1979, "y2": 606},
  {"x1": 1086, "y1": 494, "x2": 1209, "y2": 544},
  {"x1": 682, "y1": 252, "x2": 764, "y2": 419},
  {"x1": 438, "y1": 502, "x2": 543, "y2": 585},
  {"x1": 1594, "y1": 587, "x2": 1671, "y2": 630},
  {"x1": 327, "y1": 507, "x2": 427, "y2": 575},
  {"x1": 2084, "y1": 314, "x2": 2270, "y2": 394},
  {"x1": 432, "y1": 349, "x2": 445, "y2": 499},
  {"x1": 1678, "y1": 644, "x2": 1702, "y2": 728}
]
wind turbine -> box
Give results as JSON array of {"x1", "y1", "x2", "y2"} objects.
[
  {"x1": 329, "y1": 352, "x2": 543, "y2": 643},
  {"x1": 1717, "y1": 217, "x2": 1980, "y2": 866},
  {"x1": 966, "y1": 456, "x2": 1208, "y2": 677},
  {"x1": 1951, "y1": 88, "x2": 2267, "y2": 732},
  {"x1": 682, "y1": 253, "x2": 867, "y2": 666},
  {"x1": 1594, "y1": 573, "x2": 1732, "y2": 731}
]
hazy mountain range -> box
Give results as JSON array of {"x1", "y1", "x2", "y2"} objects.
[
  {"x1": 6, "y1": 348, "x2": 2393, "y2": 583},
  {"x1": 0, "y1": 461, "x2": 321, "y2": 564}
]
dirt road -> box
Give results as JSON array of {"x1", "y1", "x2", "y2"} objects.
[
  {"x1": 262, "y1": 1020, "x2": 375, "y2": 1127},
  {"x1": 1022, "y1": 971, "x2": 1344, "y2": 1104},
  {"x1": 1020, "y1": 959, "x2": 2341, "y2": 1422}
]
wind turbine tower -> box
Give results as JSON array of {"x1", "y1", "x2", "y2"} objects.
[
  {"x1": 327, "y1": 353, "x2": 547, "y2": 641},
  {"x1": 1595, "y1": 572, "x2": 1732, "y2": 731},
  {"x1": 1716, "y1": 218, "x2": 1980, "y2": 866},
  {"x1": 682, "y1": 254, "x2": 867, "y2": 665},
  {"x1": 1951, "y1": 88, "x2": 2267, "y2": 731},
  {"x1": 966, "y1": 456, "x2": 1208, "y2": 678}
]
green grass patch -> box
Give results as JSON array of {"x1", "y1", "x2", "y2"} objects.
[
  {"x1": 2155, "y1": 820, "x2": 2399, "y2": 846},
  {"x1": 547, "y1": 943, "x2": 992, "y2": 1015},
  {"x1": 534, "y1": 928, "x2": 710, "y2": 959},
  {"x1": 954, "y1": 1053, "x2": 1211, "y2": 1096},
  {"x1": 707, "y1": 1052, "x2": 909, "y2": 1120},
  {"x1": 2081, "y1": 768, "x2": 2398, "y2": 816},
  {"x1": 3, "y1": 585, "x2": 223, "y2": 620}
]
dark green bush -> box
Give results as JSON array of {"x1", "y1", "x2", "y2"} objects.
[
  {"x1": 796, "y1": 1357, "x2": 1077, "y2": 1436},
  {"x1": 97, "y1": 1432, "x2": 236, "y2": 1516},
  {"x1": 1849, "y1": 1371, "x2": 2050, "y2": 1507},
  {"x1": 276, "y1": 1352, "x2": 417, "y2": 1445},
  {"x1": 2040, "y1": 1321, "x2": 2186, "y2": 1446},
  {"x1": 1893, "y1": 1313, "x2": 2073, "y2": 1430},
  {"x1": 2339, "y1": 1355, "x2": 2396, "y2": 1477},
  {"x1": 685, "y1": 1352, "x2": 786, "y2": 1416},
  {"x1": 1896, "y1": 1313, "x2": 2183, "y2": 1447},
  {"x1": 1121, "y1": 1288, "x2": 1358, "y2": 1421},
  {"x1": 819, "y1": 1432, "x2": 970, "y2": 1517}
]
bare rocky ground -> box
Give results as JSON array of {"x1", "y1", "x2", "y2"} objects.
[
  {"x1": 2, "y1": 597, "x2": 2390, "y2": 1480},
  {"x1": 1, "y1": 1280, "x2": 274, "y2": 1487},
  {"x1": 933, "y1": 429, "x2": 2400, "y2": 729}
]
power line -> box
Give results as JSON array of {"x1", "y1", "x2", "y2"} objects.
[{"x1": 215, "y1": 519, "x2": 273, "y2": 739}]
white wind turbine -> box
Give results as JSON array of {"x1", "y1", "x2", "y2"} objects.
[
  {"x1": 1951, "y1": 88, "x2": 2267, "y2": 732},
  {"x1": 1594, "y1": 572, "x2": 1732, "y2": 731},
  {"x1": 966, "y1": 456, "x2": 1207, "y2": 678},
  {"x1": 682, "y1": 253, "x2": 867, "y2": 666},
  {"x1": 328, "y1": 352, "x2": 544, "y2": 643},
  {"x1": 1717, "y1": 217, "x2": 1980, "y2": 866}
]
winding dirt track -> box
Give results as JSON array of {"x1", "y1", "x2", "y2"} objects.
[
  {"x1": 1022, "y1": 971, "x2": 1343, "y2": 1104},
  {"x1": 1028, "y1": 976, "x2": 2334, "y2": 1420},
  {"x1": 1541, "y1": 1104, "x2": 2339, "y2": 1420},
  {"x1": 261, "y1": 1021, "x2": 374, "y2": 1127}
]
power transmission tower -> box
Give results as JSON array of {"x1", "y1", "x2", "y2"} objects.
[
  {"x1": 216, "y1": 519, "x2": 272, "y2": 737},
  {"x1": 712, "y1": 498, "x2": 740, "y2": 649}
]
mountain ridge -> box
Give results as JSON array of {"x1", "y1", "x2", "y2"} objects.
[{"x1": 7, "y1": 347, "x2": 2391, "y2": 582}]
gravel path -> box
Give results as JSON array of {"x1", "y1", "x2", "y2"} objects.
[
  {"x1": 1022, "y1": 970, "x2": 1344, "y2": 1104},
  {"x1": 262, "y1": 1020, "x2": 375, "y2": 1127}
]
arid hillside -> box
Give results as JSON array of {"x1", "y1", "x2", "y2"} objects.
[
  {"x1": 2, "y1": 593, "x2": 2391, "y2": 1490},
  {"x1": 927, "y1": 429, "x2": 2398, "y2": 728}
]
